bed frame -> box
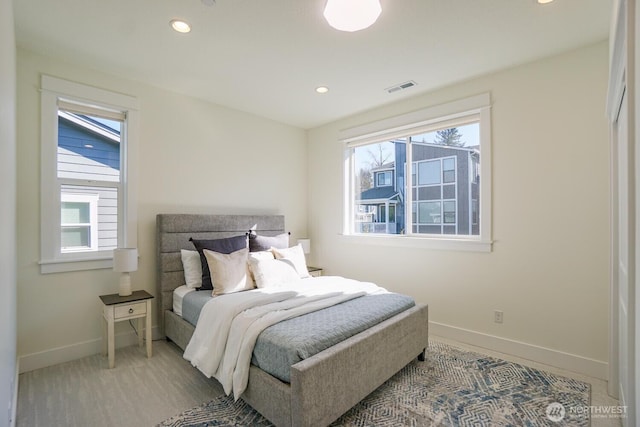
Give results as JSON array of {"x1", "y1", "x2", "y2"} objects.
[{"x1": 156, "y1": 213, "x2": 429, "y2": 427}]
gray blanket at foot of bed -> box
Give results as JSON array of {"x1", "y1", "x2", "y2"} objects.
[
  {"x1": 251, "y1": 293, "x2": 415, "y2": 382},
  {"x1": 181, "y1": 290, "x2": 416, "y2": 384}
]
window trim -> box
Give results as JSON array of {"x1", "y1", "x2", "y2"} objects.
[
  {"x1": 40, "y1": 75, "x2": 139, "y2": 273},
  {"x1": 341, "y1": 93, "x2": 492, "y2": 252}
]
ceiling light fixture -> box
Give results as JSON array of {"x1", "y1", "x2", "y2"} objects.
[
  {"x1": 323, "y1": 0, "x2": 382, "y2": 32},
  {"x1": 170, "y1": 19, "x2": 191, "y2": 33},
  {"x1": 316, "y1": 86, "x2": 329, "y2": 94},
  {"x1": 537, "y1": 0, "x2": 554, "y2": 3}
]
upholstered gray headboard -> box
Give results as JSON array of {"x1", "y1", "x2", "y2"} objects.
[{"x1": 155, "y1": 214, "x2": 285, "y2": 336}]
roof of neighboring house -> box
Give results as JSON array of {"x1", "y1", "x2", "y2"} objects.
[
  {"x1": 59, "y1": 111, "x2": 121, "y2": 145},
  {"x1": 372, "y1": 162, "x2": 394, "y2": 172},
  {"x1": 359, "y1": 186, "x2": 399, "y2": 201}
]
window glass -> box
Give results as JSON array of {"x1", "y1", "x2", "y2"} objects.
[
  {"x1": 443, "y1": 158, "x2": 456, "y2": 183},
  {"x1": 419, "y1": 201, "x2": 441, "y2": 224},
  {"x1": 443, "y1": 201, "x2": 456, "y2": 224},
  {"x1": 61, "y1": 202, "x2": 89, "y2": 224},
  {"x1": 376, "y1": 171, "x2": 392, "y2": 186},
  {"x1": 345, "y1": 104, "x2": 486, "y2": 242},
  {"x1": 418, "y1": 161, "x2": 440, "y2": 185},
  {"x1": 57, "y1": 109, "x2": 122, "y2": 254},
  {"x1": 57, "y1": 111, "x2": 122, "y2": 182},
  {"x1": 61, "y1": 227, "x2": 90, "y2": 250}
]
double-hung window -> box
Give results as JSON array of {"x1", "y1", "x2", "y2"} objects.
[
  {"x1": 40, "y1": 76, "x2": 138, "y2": 273},
  {"x1": 342, "y1": 93, "x2": 492, "y2": 251}
]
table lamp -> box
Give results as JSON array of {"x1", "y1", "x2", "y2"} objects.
[{"x1": 113, "y1": 248, "x2": 138, "y2": 296}]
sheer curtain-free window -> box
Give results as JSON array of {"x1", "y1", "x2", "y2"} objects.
[
  {"x1": 40, "y1": 75, "x2": 138, "y2": 273},
  {"x1": 341, "y1": 93, "x2": 492, "y2": 252}
]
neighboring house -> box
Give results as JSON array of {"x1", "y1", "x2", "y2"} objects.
[
  {"x1": 57, "y1": 112, "x2": 120, "y2": 252},
  {"x1": 357, "y1": 141, "x2": 479, "y2": 236},
  {"x1": 356, "y1": 161, "x2": 401, "y2": 234}
]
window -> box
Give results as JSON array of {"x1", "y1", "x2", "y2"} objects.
[
  {"x1": 61, "y1": 193, "x2": 99, "y2": 252},
  {"x1": 40, "y1": 75, "x2": 139, "y2": 273},
  {"x1": 376, "y1": 171, "x2": 392, "y2": 187},
  {"x1": 342, "y1": 93, "x2": 492, "y2": 251}
]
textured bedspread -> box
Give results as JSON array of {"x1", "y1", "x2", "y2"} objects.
[
  {"x1": 251, "y1": 292, "x2": 415, "y2": 382},
  {"x1": 182, "y1": 290, "x2": 213, "y2": 326},
  {"x1": 179, "y1": 277, "x2": 416, "y2": 393}
]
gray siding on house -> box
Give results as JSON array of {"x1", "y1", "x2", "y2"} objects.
[
  {"x1": 58, "y1": 119, "x2": 120, "y2": 182},
  {"x1": 411, "y1": 143, "x2": 478, "y2": 236}
]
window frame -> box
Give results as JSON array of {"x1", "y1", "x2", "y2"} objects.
[
  {"x1": 341, "y1": 93, "x2": 492, "y2": 252},
  {"x1": 376, "y1": 170, "x2": 392, "y2": 187},
  {"x1": 40, "y1": 75, "x2": 139, "y2": 273}
]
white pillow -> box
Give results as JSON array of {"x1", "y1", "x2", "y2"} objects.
[
  {"x1": 181, "y1": 249, "x2": 202, "y2": 289},
  {"x1": 248, "y1": 257, "x2": 300, "y2": 288},
  {"x1": 203, "y1": 248, "x2": 254, "y2": 296},
  {"x1": 248, "y1": 250, "x2": 276, "y2": 281},
  {"x1": 271, "y1": 244, "x2": 310, "y2": 278},
  {"x1": 248, "y1": 250, "x2": 275, "y2": 263}
]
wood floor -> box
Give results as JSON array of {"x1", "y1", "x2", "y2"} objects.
[
  {"x1": 17, "y1": 337, "x2": 622, "y2": 427},
  {"x1": 17, "y1": 340, "x2": 224, "y2": 427}
]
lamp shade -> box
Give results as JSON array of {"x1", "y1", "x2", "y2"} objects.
[
  {"x1": 113, "y1": 248, "x2": 138, "y2": 273},
  {"x1": 323, "y1": 0, "x2": 382, "y2": 32},
  {"x1": 298, "y1": 238, "x2": 311, "y2": 255}
]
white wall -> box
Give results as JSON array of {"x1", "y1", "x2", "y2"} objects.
[
  {"x1": 307, "y1": 42, "x2": 610, "y2": 377},
  {"x1": 0, "y1": 0, "x2": 17, "y2": 424},
  {"x1": 16, "y1": 49, "x2": 308, "y2": 371}
]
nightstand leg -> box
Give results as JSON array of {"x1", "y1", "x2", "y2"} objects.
[
  {"x1": 145, "y1": 300, "x2": 152, "y2": 358},
  {"x1": 137, "y1": 317, "x2": 144, "y2": 348},
  {"x1": 102, "y1": 317, "x2": 107, "y2": 356},
  {"x1": 107, "y1": 318, "x2": 115, "y2": 369}
]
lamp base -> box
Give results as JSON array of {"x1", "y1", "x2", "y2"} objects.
[{"x1": 118, "y1": 273, "x2": 132, "y2": 297}]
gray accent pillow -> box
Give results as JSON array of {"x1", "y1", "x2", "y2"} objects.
[
  {"x1": 190, "y1": 234, "x2": 248, "y2": 290},
  {"x1": 249, "y1": 232, "x2": 289, "y2": 252}
]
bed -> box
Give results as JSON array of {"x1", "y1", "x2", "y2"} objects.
[{"x1": 156, "y1": 214, "x2": 429, "y2": 427}]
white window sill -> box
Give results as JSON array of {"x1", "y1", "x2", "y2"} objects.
[
  {"x1": 339, "y1": 233, "x2": 493, "y2": 252},
  {"x1": 39, "y1": 256, "x2": 114, "y2": 274}
]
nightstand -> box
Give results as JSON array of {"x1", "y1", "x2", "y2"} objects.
[
  {"x1": 99, "y1": 290, "x2": 153, "y2": 368},
  {"x1": 308, "y1": 266, "x2": 323, "y2": 277}
]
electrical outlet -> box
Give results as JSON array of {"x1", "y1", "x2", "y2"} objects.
[{"x1": 494, "y1": 310, "x2": 503, "y2": 323}]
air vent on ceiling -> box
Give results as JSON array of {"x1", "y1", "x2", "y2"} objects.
[{"x1": 385, "y1": 80, "x2": 417, "y2": 94}]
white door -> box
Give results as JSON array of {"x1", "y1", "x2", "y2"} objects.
[{"x1": 615, "y1": 88, "x2": 635, "y2": 426}]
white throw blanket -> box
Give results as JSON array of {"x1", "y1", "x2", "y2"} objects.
[{"x1": 183, "y1": 276, "x2": 387, "y2": 399}]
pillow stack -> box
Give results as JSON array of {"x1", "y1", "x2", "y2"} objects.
[{"x1": 179, "y1": 232, "x2": 312, "y2": 296}]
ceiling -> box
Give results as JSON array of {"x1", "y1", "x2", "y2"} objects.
[{"x1": 14, "y1": 0, "x2": 612, "y2": 130}]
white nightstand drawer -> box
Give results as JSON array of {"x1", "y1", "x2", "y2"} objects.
[{"x1": 114, "y1": 302, "x2": 147, "y2": 319}]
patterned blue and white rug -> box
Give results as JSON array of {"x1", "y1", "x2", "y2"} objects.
[{"x1": 159, "y1": 341, "x2": 590, "y2": 426}]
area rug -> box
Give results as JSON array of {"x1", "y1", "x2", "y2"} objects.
[{"x1": 159, "y1": 341, "x2": 590, "y2": 426}]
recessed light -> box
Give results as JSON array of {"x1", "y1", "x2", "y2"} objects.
[
  {"x1": 537, "y1": 0, "x2": 554, "y2": 3},
  {"x1": 316, "y1": 86, "x2": 329, "y2": 94},
  {"x1": 170, "y1": 19, "x2": 191, "y2": 33}
]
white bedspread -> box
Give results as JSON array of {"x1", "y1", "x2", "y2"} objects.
[{"x1": 183, "y1": 276, "x2": 387, "y2": 399}]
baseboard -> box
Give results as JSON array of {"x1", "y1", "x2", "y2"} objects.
[
  {"x1": 429, "y1": 321, "x2": 608, "y2": 380},
  {"x1": 18, "y1": 326, "x2": 161, "y2": 373},
  {"x1": 11, "y1": 359, "x2": 18, "y2": 427}
]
